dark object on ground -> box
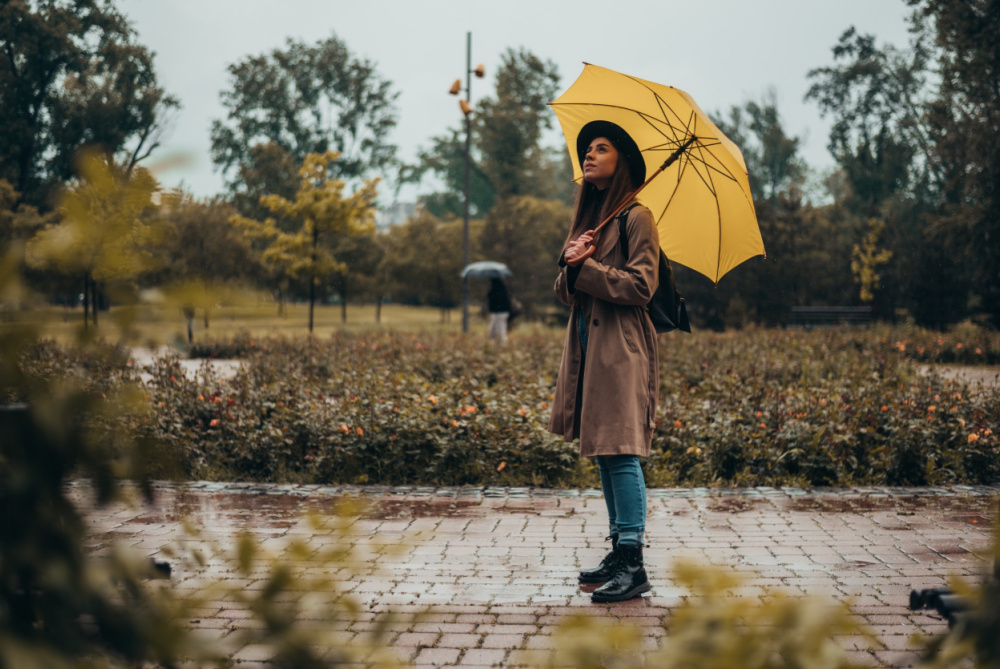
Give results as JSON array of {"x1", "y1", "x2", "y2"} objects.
[
  {"x1": 790, "y1": 306, "x2": 873, "y2": 328},
  {"x1": 910, "y1": 587, "x2": 970, "y2": 627},
  {"x1": 150, "y1": 559, "x2": 171, "y2": 579}
]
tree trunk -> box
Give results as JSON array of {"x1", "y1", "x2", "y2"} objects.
[
  {"x1": 82, "y1": 275, "x2": 90, "y2": 329},
  {"x1": 91, "y1": 281, "x2": 99, "y2": 327},
  {"x1": 309, "y1": 227, "x2": 318, "y2": 334},
  {"x1": 309, "y1": 280, "x2": 316, "y2": 333},
  {"x1": 183, "y1": 306, "x2": 195, "y2": 344},
  {"x1": 375, "y1": 295, "x2": 382, "y2": 324}
]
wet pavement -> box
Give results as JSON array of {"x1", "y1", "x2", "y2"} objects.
[{"x1": 71, "y1": 482, "x2": 999, "y2": 668}]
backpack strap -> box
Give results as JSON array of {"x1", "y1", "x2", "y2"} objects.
[{"x1": 616, "y1": 202, "x2": 641, "y2": 261}]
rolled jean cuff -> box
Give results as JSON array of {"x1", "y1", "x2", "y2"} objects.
[{"x1": 617, "y1": 531, "x2": 641, "y2": 548}]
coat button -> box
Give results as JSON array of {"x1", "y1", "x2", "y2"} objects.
[{"x1": 592, "y1": 319, "x2": 599, "y2": 326}]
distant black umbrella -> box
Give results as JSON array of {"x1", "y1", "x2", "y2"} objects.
[{"x1": 461, "y1": 261, "x2": 513, "y2": 280}]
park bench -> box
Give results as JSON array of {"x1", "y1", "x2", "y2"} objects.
[{"x1": 789, "y1": 306, "x2": 873, "y2": 328}]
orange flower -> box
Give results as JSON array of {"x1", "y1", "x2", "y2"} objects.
[
  {"x1": 464, "y1": 405, "x2": 476, "y2": 414},
  {"x1": 451, "y1": 419, "x2": 458, "y2": 427},
  {"x1": 428, "y1": 395, "x2": 438, "y2": 404},
  {"x1": 881, "y1": 405, "x2": 888, "y2": 412},
  {"x1": 673, "y1": 420, "x2": 683, "y2": 428},
  {"x1": 928, "y1": 406, "x2": 936, "y2": 412},
  {"x1": 339, "y1": 424, "x2": 349, "y2": 433},
  {"x1": 209, "y1": 419, "x2": 220, "y2": 427},
  {"x1": 497, "y1": 461, "x2": 507, "y2": 472},
  {"x1": 969, "y1": 433, "x2": 979, "y2": 443},
  {"x1": 198, "y1": 394, "x2": 205, "y2": 401},
  {"x1": 755, "y1": 411, "x2": 762, "y2": 417},
  {"x1": 356, "y1": 427, "x2": 363, "y2": 436}
]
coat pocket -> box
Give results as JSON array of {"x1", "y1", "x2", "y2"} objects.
[{"x1": 621, "y1": 307, "x2": 640, "y2": 354}]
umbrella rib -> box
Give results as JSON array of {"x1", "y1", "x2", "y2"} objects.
[
  {"x1": 620, "y1": 72, "x2": 699, "y2": 140},
  {"x1": 552, "y1": 102, "x2": 691, "y2": 146},
  {"x1": 554, "y1": 101, "x2": 745, "y2": 185}
]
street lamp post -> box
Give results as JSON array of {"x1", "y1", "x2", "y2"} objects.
[{"x1": 450, "y1": 32, "x2": 484, "y2": 333}]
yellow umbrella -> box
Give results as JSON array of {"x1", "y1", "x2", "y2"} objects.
[{"x1": 550, "y1": 63, "x2": 765, "y2": 284}]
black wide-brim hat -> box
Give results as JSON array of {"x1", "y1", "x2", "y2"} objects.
[{"x1": 576, "y1": 120, "x2": 646, "y2": 188}]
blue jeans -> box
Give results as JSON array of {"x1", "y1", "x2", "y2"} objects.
[{"x1": 596, "y1": 455, "x2": 646, "y2": 548}]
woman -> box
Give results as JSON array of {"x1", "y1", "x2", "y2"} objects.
[
  {"x1": 486, "y1": 277, "x2": 511, "y2": 343},
  {"x1": 547, "y1": 120, "x2": 659, "y2": 603}
]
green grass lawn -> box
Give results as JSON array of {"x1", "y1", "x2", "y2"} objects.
[{"x1": 5, "y1": 302, "x2": 543, "y2": 347}]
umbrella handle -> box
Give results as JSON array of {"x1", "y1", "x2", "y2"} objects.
[{"x1": 568, "y1": 135, "x2": 697, "y2": 265}]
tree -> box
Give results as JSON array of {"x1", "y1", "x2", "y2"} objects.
[
  {"x1": 714, "y1": 91, "x2": 808, "y2": 204},
  {"x1": 908, "y1": 0, "x2": 1000, "y2": 327},
  {"x1": 155, "y1": 194, "x2": 258, "y2": 340},
  {"x1": 381, "y1": 211, "x2": 468, "y2": 321},
  {"x1": 479, "y1": 195, "x2": 570, "y2": 317},
  {"x1": 476, "y1": 48, "x2": 565, "y2": 200},
  {"x1": 851, "y1": 218, "x2": 894, "y2": 303},
  {"x1": 805, "y1": 23, "x2": 952, "y2": 326},
  {"x1": 25, "y1": 152, "x2": 164, "y2": 328},
  {"x1": 329, "y1": 232, "x2": 384, "y2": 323},
  {"x1": 403, "y1": 128, "x2": 495, "y2": 219},
  {"x1": 0, "y1": 0, "x2": 179, "y2": 210},
  {"x1": 211, "y1": 33, "x2": 398, "y2": 216},
  {"x1": 231, "y1": 151, "x2": 378, "y2": 333},
  {"x1": 403, "y1": 48, "x2": 571, "y2": 218},
  {"x1": 0, "y1": 179, "x2": 47, "y2": 250},
  {"x1": 806, "y1": 26, "x2": 936, "y2": 214}
]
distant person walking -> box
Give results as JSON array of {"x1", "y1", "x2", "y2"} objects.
[
  {"x1": 487, "y1": 278, "x2": 511, "y2": 343},
  {"x1": 547, "y1": 121, "x2": 658, "y2": 602}
]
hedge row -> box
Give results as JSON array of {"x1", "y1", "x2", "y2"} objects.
[{"x1": 10, "y1": 327, "x2": 999, "y2": 488}]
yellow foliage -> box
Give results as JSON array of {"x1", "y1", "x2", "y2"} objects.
[
  {"x1": 230, "y1": 151, "x2": 378, "y2": 282},
  {"x1": 850, "y1": 218, "x2": 893, "y2": 304},
  {"x1": 535, "y1": 560, "x2": 871, "y2": 669},
  {"x1": 26, "y1": 151, "x2": 162, "y2": 283}
]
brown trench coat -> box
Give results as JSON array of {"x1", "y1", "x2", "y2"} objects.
[{"x1": 547, "y1": 205, "x2": 660, "y2": 458}]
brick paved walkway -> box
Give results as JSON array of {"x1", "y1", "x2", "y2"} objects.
[{"x1": 72, "y1": 483, "x2": 998, "y2": 668}]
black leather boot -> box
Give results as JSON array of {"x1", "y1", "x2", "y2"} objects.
[
  {"x1": 590, "y1": 544, "x2": 650, "y2": 602},
  {"x1": 579, "y1": 535, "x2": 619, "y2": 583}
]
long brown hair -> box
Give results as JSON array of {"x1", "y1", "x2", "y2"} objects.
[{"x1": 562, "y1": 150, "x2": 636, "y2": 253}]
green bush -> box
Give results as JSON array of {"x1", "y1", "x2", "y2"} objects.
[
  {"x1": 651, "y1": 327, "x2": 1000, "y2": 487},
  {"x1": 12, "y1": 326, "x2": 999, "y2": 488},
  {"x1": 140, "y1": 332, "x2": 588, "y2": 487}
]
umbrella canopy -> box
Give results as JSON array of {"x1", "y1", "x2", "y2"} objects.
[
  {"x1": 461, "y1": 261, "x2": 513, "y2": 280},
  {"x1": 550, "y1": 63, "x2": 765, "y2": 284}
]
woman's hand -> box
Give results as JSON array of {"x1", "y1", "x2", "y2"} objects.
[{"x1": 564, "y1": 232, "x2": 595, "y2": 266}]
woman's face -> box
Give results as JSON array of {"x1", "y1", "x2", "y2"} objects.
[{"x1": 582, "y1": 137, "x2": 618, "y2": 190}]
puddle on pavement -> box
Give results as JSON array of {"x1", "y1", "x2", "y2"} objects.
[
  {"x1": 706, "y1": 498, "x2": 764, "y2": 514},
  {"x1": 360, "y1": 498, "x2": 481, "y2": 520},
  {"x1": 127, "y1": 488, "x2": 582, "y2": 524},
  {"x1": 782, "y1": 494, "x2": 997, "y2": 521},
  {"x1": 93, "y1": 485, "x2": 997, "y2": 529}
]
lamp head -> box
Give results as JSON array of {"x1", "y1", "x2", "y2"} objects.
[
  {"x1": 459, "y1": 99, "x2": 472, "y2": 115},
  {"x1": 474, "y1": 64, "x2": 485, "y2": 78},
  {"x1": 448, "y1": 79, "x2": 461, "y2": 95}
]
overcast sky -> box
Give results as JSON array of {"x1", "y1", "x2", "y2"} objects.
[{"x1": 118, "y1": 0, "x2": 915, "y2": 203}]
